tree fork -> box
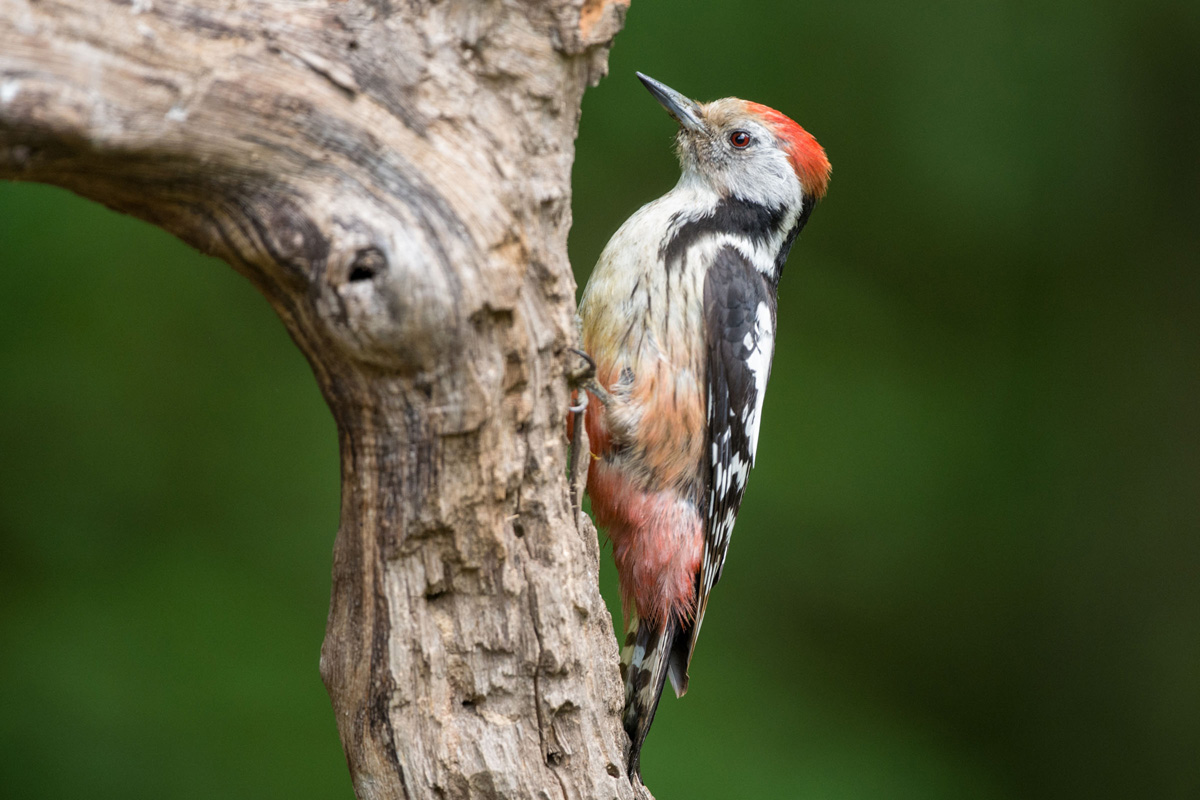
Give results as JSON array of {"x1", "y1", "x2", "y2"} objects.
[{"x1": 0, "y1": 0, "x2": 650, "y2": 797}]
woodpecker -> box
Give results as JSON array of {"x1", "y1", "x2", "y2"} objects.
[{"x1": 577, "y1": 73, "x2": 830, "y2": 777}]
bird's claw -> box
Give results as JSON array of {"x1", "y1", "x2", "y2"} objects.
[
  {"x1": 568, "y1": 348, "x2": 596, "y2": 385},
  {"x1": 568, "y1": 348, "x2": 610, "y2": 407},
  {"x1": 566, "y1": 349, "x2": 596, "y2": 518}
]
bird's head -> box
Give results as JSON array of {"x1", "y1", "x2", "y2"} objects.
[{"x1": 637, "y1": 72, "x2": 830, "y2": 210}]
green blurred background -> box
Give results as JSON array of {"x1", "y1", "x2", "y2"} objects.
[{"x1": 2, "y1": 1, "x2": 1198, "y2": 797}]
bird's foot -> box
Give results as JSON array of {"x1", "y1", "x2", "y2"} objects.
[
  {"x1": 568, "y1": 348, "x2": 610, "y2": 407},
  {"x1": 566, "y1": 348, "x2": 604, "y2": 517}
]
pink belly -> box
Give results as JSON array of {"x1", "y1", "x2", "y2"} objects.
[{"x1": 588, "y1": 458, "x2": 703, "y2": 626}]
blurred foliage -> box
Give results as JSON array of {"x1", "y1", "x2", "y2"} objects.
[{"x1": 2, "y1": 0, "x2": 1198, "y2": 797}]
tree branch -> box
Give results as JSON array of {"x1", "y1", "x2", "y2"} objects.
[{"x1": 0, "y1": 0, "x2": 648, "y2": 796}]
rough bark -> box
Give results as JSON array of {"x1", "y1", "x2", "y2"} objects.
[{"x1": 0, "y1": 1, "x2": 648, "y2": 797}]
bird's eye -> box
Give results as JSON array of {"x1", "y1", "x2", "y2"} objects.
[{"x1": 729, "y1": 131, "x2": 752, "y2": 148}]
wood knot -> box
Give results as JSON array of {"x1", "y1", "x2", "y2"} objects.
[
  {"x1": 249, "y1": 195, "x2": 331, "y2": 281},
  {"x1": 313, "y1": 223, "x2": 463, "y2": 374}
]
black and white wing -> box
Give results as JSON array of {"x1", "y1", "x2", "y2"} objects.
[{"x1": 677, "y1": 245, "x2": 777, "y2": 682}]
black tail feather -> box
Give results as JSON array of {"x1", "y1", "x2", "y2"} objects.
[{"x1": 621, "y1": 614, "x2": 678, "y2": 777}]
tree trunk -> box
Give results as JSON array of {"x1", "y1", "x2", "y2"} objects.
[{"x1": 0, "y1": 1, "x2": 648, "y2": 797}]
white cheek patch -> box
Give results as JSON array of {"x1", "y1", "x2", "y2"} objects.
[{"x1": 720, "y1": 145, "x2": 803, "y2": 215}]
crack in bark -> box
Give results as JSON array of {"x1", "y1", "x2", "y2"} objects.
[{"x1": 521, "y1": 549, "x2": 571, "y2": 800}]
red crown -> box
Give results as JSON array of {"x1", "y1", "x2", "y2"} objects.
[{"x1": 743, "y1": 101, "x2": 831, "y2": 200}]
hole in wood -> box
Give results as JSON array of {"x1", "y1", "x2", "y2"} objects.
[{"x1": 348, "y1": 246, "x2": 386, "y2": 283}]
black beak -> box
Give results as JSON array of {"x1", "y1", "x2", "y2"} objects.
[{"x1": 636, "y1": 72, "x2": 706, "y2": 134}]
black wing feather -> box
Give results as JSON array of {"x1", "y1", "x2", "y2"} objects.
[{"x1": 675, "y1": 245, "x2": 777, "y2": 680}]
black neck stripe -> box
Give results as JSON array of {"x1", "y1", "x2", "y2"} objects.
[
  {"x1": 659, "y1": 195, "x2": 789, "y2": 271},
  {"x1": 770, "y1": 198, "x2": 817, "y2": 286}
]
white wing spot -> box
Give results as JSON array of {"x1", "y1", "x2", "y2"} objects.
[
  {"x1": 631, "y1": 644, "x2": 646, "y2": 668},
  {"x1": 743, "y1": 301, "x2": 775, "y2": 463}
]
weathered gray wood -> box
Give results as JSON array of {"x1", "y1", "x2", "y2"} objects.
[{"x1": 0, "y1": 1, "x2": 651, "y2": 797}]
